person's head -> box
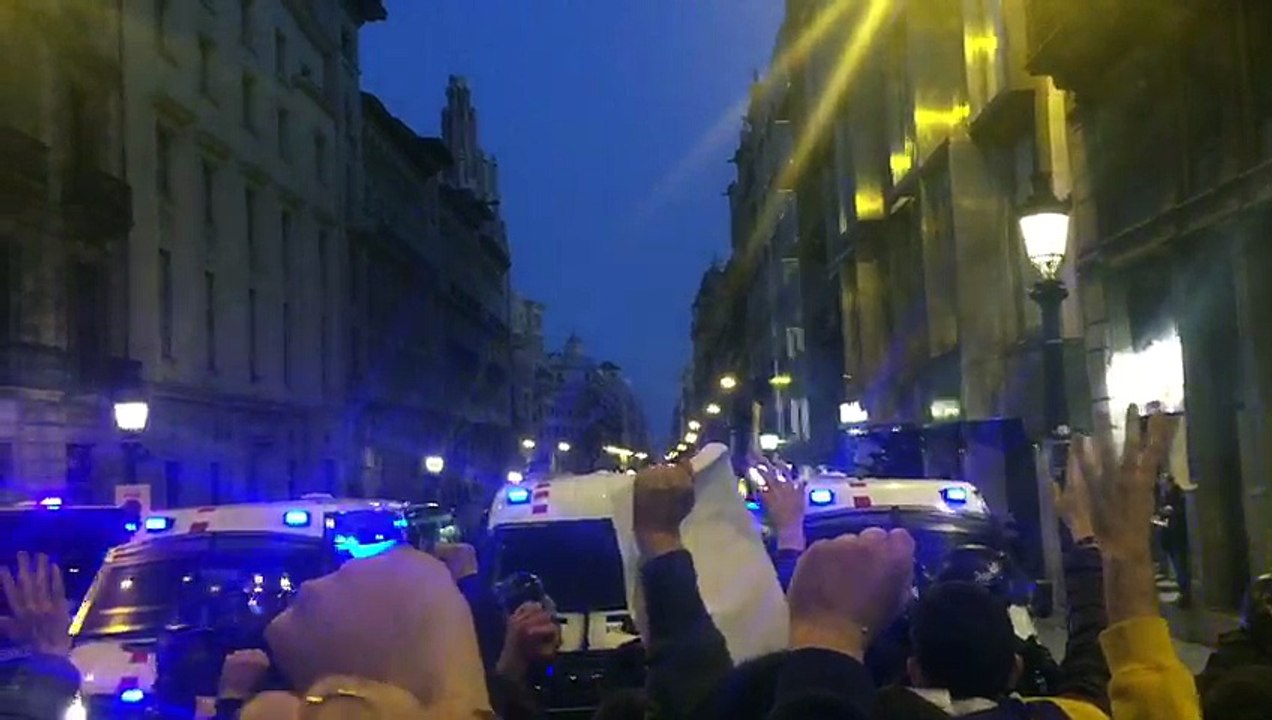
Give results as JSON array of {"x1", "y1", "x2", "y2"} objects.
[
  {"x1": 1202, "y1": 666, "x2": 1272, "y2": 720},
  {"x1": 591, "y1": 688, "x2": 649, "y2": 720},
  {"x1": 264, "y1": 547, "x2": 491, "y2": 718},
  {"x1": 711, "y1": 651, "x2": 789, "y2": 720},
  {"x1": 935, "y1": 545, "x2": 1016, "y2": 601},
  {"x1": 908, "y1": 582, "x2": 1020, "y2": 700},
  {"x1": 1241, "y1": 574, "x2": 1272, "y2": 651}
]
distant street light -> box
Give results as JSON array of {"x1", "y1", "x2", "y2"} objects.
[
  {"x1": 705, "y1": 403, "x2": 722, "y2": 416},
  {"x1": 676, "y1": 443, "x2": 688, "y2": 452},
  {"x1": 769, "y1": 374, "x2": 793, "y2": 388},
  {"x1": 687, "y1": 420, "x2": 702, "y2": 432},
  {"x1": 506, "y1": 470, "x2": 524, "y2": 485},
  {"x1": 424, "y1": 456, "x2": 445, "y2": 475},
  {"x1": 718, "y1": 375, "x2": 738, "y2": 392},
  {"x1": 683, "y1": 432, "x2": 699, "y2": 445},
  {"x1": 634, "y1": 452, "x2": 649, "y2": 461},
  {"x1": 556, "y1": 441, "x2": 572, "y2": 453},
  {"x1": 520, "y1": 438, "x2": 537, "y2": 451},
  {"x1": 758, "y1": 434, "x2": 781, "y2": 452}
]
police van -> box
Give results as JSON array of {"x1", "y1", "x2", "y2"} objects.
[{"x1": 69, "y1": 496, "x2": 408, "y2": 715}]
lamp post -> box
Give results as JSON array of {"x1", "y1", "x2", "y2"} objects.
[
  {"x1": 113, "y1": 399, "x2": 150, "y2": 486},
  {"x1": 1019, "y1": 173, "x2": 1072, "y2": 442}
]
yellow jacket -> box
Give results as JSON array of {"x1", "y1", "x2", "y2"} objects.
[{"x1": 1099, "y1": 617, "x2": 1201, "y2": 720}]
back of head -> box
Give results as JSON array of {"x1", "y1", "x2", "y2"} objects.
[
  {"x1": 1202, "y1": 665, "x2": 1272, "y2": 720},
  {"x1": 712, "y1": 651, "x2": 789, "y2": 720},
  {"x1": 911, "y1": 582, "x2": 1016, "y2": 700},
  {"x1": 592, "y1": 688, "x2": 648, "y2": 720}
]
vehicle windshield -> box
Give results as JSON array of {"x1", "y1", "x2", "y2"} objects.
[
  {"x1": 75, "y1": 534, "x2": 326, "y2": 640},
  {"x1": 0, "y1": 508, "x2": 133, "y2": 608},
  {"x1": 490, "y1": 520, "x2": 627, "y2": 613}
]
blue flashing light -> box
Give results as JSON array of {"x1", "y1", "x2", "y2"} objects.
[
  {"x1": 506, "y1": 486, "x2": 531, "y2": 505},
  {"x1": 282, "y1": 509, "x2": 312, "y2": 528},
  {"x1": 745, "y1": 501, "x2": 761, "y2": 512},
  {"x1": 125, "y1": 522, "x2": 139, "y2": 533},
  {"x1": 809, "y1": 488, "x2": 835, "y2": 507},
  {"x1": 334, "y1": 534, "x2": 399, "y2": 560},
  {"x1": 941, "y1": 486, "x2": 969, "y2": 506},
  {"x1": 144, "y1": 516, "x2": 174, "y2": 533},
  {"x1": 120, "y1": 688, "x2": 145, "y2": 704}
]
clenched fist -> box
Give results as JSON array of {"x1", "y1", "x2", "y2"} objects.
[
  {"x1": 787, "y1": 528, "x2": 915, "y2": 660},
  {"x1": 633, "y1": 463, "x2": 695, "y2": 559}
]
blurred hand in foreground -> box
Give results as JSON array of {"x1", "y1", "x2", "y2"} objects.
[
  {"x1": 0, "y1": 552, "x2": 71, "y2": 657},
  {"x1": 219, "y1": 648, "x2": 271, "y2": 700},
  {"x1": 434, "y1": 543, "x2": 480, "y2": 582},
  {"x1": 1055, "y1": 441, "x2": 1096, "y2": 543},
  {"x1": 787, "y1": 528, "x2": 915, "y2": 660},
  {"x1": 633, "y1": 462, "x2": 695, "y2": 559}
]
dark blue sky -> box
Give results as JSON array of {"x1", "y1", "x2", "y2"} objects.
[{"x1": 361, "y1": 1, "x2": 783, "y2": 447}]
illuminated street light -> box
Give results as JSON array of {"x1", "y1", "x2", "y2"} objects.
[
  {"x1": 424, "y1": 456, "x2": 445, "y2": 475},
  {"x1": 1019, "y1": 177, "x2": 1071, "y2": 280},
  {"x1": 839, "y1": 401, "x2": 869, "y2": 425},
  {"x1": 687, "y1": 419, "x2": 702, "y2": 432},
  {"x1": 769, "y1": 374, "x2": 793, "y2": 388},
  {"x1": 113, "y1": 401, "x2": 150, "y2": 434},
  {"x1": 1019, "y1": 172, "x2": 1071, "y2": 445},
  {"x1": 634, "y1": 452, "x2": 649, "y2": 461},
  {"x1": 758, "y1": 434, "x2": 781, "y2": 452},
  {"x1": 676, "y1": 443, "x2": 688, "y2": 452},
  {"x1": 683, "y1": 432, "x2": 699, "y2": 444},
  {"x1": 718, "y1": 375, "x2": 738, "y2": 392},
  {"x1": 556, "y1": 441, "x2": 572, "y2": 453},
  {"x1": 520, "y1": 438, "x2": 537, "y2": 451},
  {"x1": 705, "y1": 403, "x2": 722, "y2": 416},
  {"x1": 506, "y1": 470, "x2": 524, "y2": 485}
]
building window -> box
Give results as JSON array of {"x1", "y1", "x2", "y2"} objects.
[
  {"x1": 282, "y1": 301, "x2": 291, "y2": 387},
  {"x1": 156, "y1": 124, "x2": 172, "y2": 200},
  {"x1": 204, "y1": 271, "x2": 216, "y2": 371},
  {"x1": 198, "y1": 37, "x2": 214, "y2": 96},
  {"x1": 248, "y1": 287, "x2": 259, "y2": 382},
  {"x1": 239, "y1": 0, "x2": 253, "y2": 48},
  {"x1": 277, "y1": 107, "x2": 290, "y2": 160},
  {"x1": 159, "y1": 249, "x2": 174, "y2": 359},
  {"x1": 244, "y1": 186, "x2": 257, "y2": 266},
  {"x1": 241, "y1": 73, "x2": 256, "y2": 131},
  {"x1": 314, "y1": 133, "x2": 327, "y2": 183},
  {"x1": 201, "y1": 160, "x2": 216, "y2": 227},
  {"x1": 280, "y1": 210, "x2": 291, "y2": 278},
  {"x1": 154, "y1": 0, "x2": 170, "y2": 53},
  {"x1": 274, "y1": 29, "x2": 287, "y2": 79}
]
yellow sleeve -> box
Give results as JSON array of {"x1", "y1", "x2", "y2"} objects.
[{"x1": 1099, "y1": 617, "x2": 1201, "y2": 720}]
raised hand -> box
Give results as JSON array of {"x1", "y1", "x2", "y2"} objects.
[
  {"x1": 753, "y1": 456, "x2": 806, "y2": 551},
  {"x1": 433, "y1": 543, "x2": 480, "y2": 582},
  {"x1": 1055, "y1": 439, "x2": 1096, "y2": 542},
  {"x1": 0, "y1": 552, "x2": 72, "y2": 657},
  {"x1": 787, "y1": 528, "x2": 915, "y2": 660},
  {"x1": 496, "y1": 601, "x2": 561, "y2": 681},
  {"x1": 633, "y1": 462, "x2": 695, "y2": 559}
]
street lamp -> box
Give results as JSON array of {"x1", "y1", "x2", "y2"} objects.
[
  {"x1": 520, "y1": 438, "x2": 537, "y2": 451},
  {"x1": 718, "y1": 375, "x2": 738, "y2": 392},
  {"x1": 683, "y1": 432, "x2": 699, "y2": 445},
  {"x1": 687, "y1": 419, "x2": 701, "y2": 432},
  {"x1": 506, "y1": 470, "x2": 524, "y2": 485},
  {"x1": 113, "y1": 401, "x2": 150, "y2": 434},
  {"x1": 634, "y1": 452, "x2": 648, "y2": 461},
  {"x1": 424, "y1": 456, "x2": 445, "y2": 475},
  {"x1": 705, "y1": 403, "x2": 722, "y2": 416},
  {"x1": 758, "y1": 433, "x2": 781, "y2": 452},
  {"x1": 556, "y1": 441, "x2": 572, "y2": 453},
  {"x1": 769, "y1": 374, "x2": 792, "y2": 388},
  {"x1": 1019, "y1": 173, "x2": 1072, "y2": 441}
]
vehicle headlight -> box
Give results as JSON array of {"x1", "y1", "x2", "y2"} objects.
[{"x1": 64, "y1": 695, "x2": 87, "y2": 720}]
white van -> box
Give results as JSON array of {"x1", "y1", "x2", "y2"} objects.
[{"x1": 69, "y1": 497, "x2": 407, "y2": 715}]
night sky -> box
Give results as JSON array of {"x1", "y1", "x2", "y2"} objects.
[{"x1": 361, "y1": 1, "x2": 784, "y2": 447}]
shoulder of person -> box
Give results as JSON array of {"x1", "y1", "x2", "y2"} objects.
[{"x1": 1022, "y1": 696, "x2": 1109, "y2": 720}]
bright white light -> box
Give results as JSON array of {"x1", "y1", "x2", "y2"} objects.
[
  {"x1": 506, "y1": 470, "x2": 524, "y2": 485},
  {"x1": 1106, "y1": 332, "x2": 1185, "y2": 445},
  {"x1": 556, "y1": 441, "x2": 571, "y2": 453},
  {"x1": 705, "y1": 403, "x2": 722, "y2": 416},
  {"x1": 683, "y1": 432, "x2": 699, "y2": 444},
  {"x1": 930, "y1": 399, "x2": 962, "y2": 421},
  {"x1": 758, "y1": 433, "x2": 781, "y2": 452},
  {"x1": 113, "y1": 401, "x2": 150, "y2": 433},
  {"x1": 424, "y1": 456, "x2": 445, "y2": 474},
  {"x1": 839, "y1": 401, "x2": 869, "y2": 425},
  {"x1": 719, "y1": 375, "x2": 738, "y2": 391},
  {"x1": 64, "y1": 695, "x2": 87, "y2": 720},
  {"x1": 687, "y1": 420, "x2": 702, "y2": 432},
  {"x1": 1020, "y1": 212, "x2": 1070, "y2": 278},
  {"x1": 520, "y1": 438, "x2": 536, "y2": 450},
  {"x1": 634, "y1": 452, "x2": 648, "y2": 461}
]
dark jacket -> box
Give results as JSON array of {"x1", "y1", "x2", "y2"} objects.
[
  {"x1": 641, "y1": 550, "x2": 732, "y2": 720},
  {"x1": 1197, "y1": 627, "x2": 1272, "y2": 698},
  {"x1": 765, "y1": 647, "x2": 878, "y2": 720}
]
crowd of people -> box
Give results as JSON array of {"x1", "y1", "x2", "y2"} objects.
[{"x1": 1, "y1": 404, "x2": 1271, "y2": 719}]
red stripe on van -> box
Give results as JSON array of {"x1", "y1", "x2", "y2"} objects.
[{"x1": 531, "y1": 505, "x2": 548, "y2": 515}]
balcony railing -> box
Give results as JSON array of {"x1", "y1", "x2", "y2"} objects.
[
  {"x1": 61, "y1": 165, "x2": 133, "y2": 239},
  {"x1": 0, "y1": 125, "x2": 50, "y2": 211}
]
